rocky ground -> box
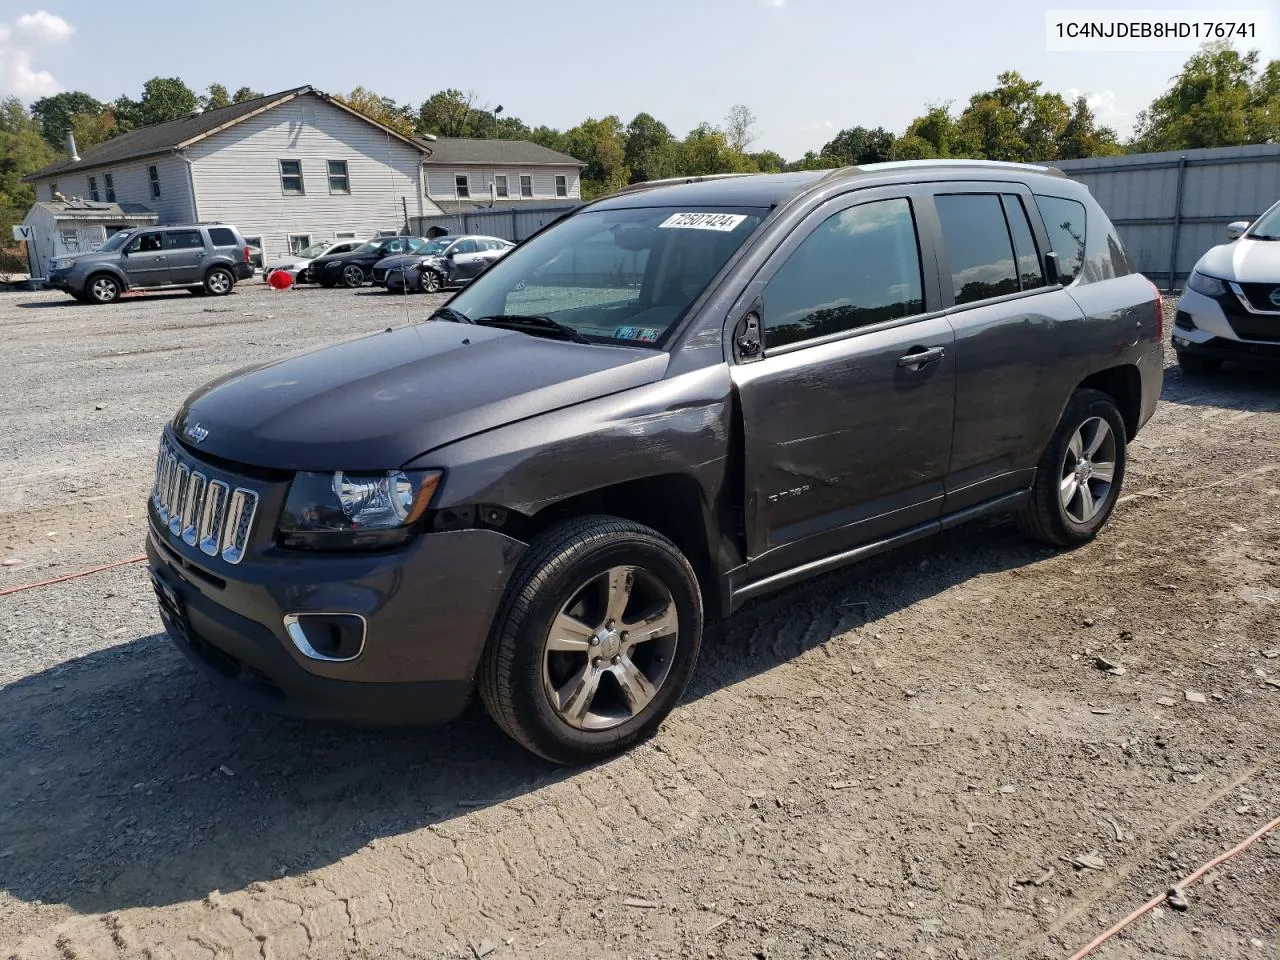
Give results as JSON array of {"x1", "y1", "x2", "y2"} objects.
[{"x1": 1, "y1": 285, "x2": 1277, "y2": 959}]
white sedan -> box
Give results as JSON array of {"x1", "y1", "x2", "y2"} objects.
[
  {"x1": 1173, "y1": 199, "x2": 1280, "y2": 374},
  {"x1": 263, "y1": 239, "x2": 366, "y2": 284}
]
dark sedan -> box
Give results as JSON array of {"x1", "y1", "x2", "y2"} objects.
[
  {"x1": 308, "y1": 236, "x2": 431, "y2": 288},
  {"x1": 379, "y1": 235, "x2": 515, "y2": 293}
]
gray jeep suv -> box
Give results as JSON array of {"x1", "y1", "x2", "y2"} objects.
[
  {"x1": 145, "y1": 161, "x2": 1164, "y2": 764},
  {"x1": 48, "y1": 223, "x2": 255, "y2": 304}
]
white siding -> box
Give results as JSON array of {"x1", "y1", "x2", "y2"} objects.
[
  {"x1": 31, "y1": 155, "x2": 195, "y2": 224},
  {"x1": 185, "y1": 93, "x2": 427, "y2": 261},
  {"x1": 425, "y1": 164, "x2": 580, "y2": 202}
]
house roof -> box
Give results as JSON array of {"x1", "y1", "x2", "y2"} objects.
[
  {"x1": 420, "y1": 137, "x2": 583, "y2": 167},
  {"x1": 30, "y1": 200, "x2": 158, "y2": 222},
  {"x1": 24, "y1": 86, "x2": 431, "y2": 181}
]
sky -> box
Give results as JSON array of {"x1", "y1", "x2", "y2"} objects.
[{"x1": 0, "y1": 0, "x2": 1275, "y2": 158}]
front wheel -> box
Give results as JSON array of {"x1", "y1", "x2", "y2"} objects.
[
  {"x1": 419, "y1": 269, "x2": 442, "y2": 293},
  {"x1": 479, "y1": 516, "x2": 703, "y2": 765},
  {"x1": 204, "y1": 267, "x2": 234, "y2": 296},
  {"x1": 1017, "y1": 389, "x2": 1127, "y2": 547},
  {"x1": 87, "y1": 274, "x2": 121, "y2": 304},
  {"x1": 341, "y1": 264, "x2": 365, "y2": 288}
]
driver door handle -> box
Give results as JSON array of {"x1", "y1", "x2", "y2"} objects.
[{"x1": 897, "y1": 346, "x2": 946, "y2": 368}]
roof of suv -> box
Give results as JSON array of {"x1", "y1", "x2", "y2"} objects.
[{"x1": 591, "y1": 160, "x2": 1072, "y2": 211}]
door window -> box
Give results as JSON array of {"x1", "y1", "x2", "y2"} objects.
[
  {"x1": 128, "y1": 233, "x2": 163, "y2": 253},
  {"x1": 1034, "y1": 195, "x2": 1086, "y2": 285},
  {"x1": 935, "y1": 194, "x2": 1020, "y2": 305},
  {"x1": 164, "y1": 230, "x2": 204, "y2": 250},
  {"x1": 763, "y1": 198, "x2": 924, "y2": 349},
  {"x1": 1000, "y1": 194, "x2": 1046, "y2": 290},
  {"x1": 452, "y1": 239, "x2": 480, "y2": 255}
]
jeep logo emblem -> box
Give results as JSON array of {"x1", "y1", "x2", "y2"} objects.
[
  {"x1": 184, "y1": 422, "x2": 209, "y2": 443},
  {"x1": 1269, "y1": 287, "x2": 1280, "y2": 308}
]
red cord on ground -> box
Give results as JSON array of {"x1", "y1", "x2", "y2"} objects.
[
  {"x1": 1067, "y1": 811, "x2": 1280, "y2": 959},
  {"x1": 0, "y1": 555, "x2": 147, "y2": 597}
]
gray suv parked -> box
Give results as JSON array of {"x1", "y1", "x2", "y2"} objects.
[
  {"x1": 145, "y1": 161, "x2": 1164, "y2": 764},
  {"x1": 47, "y1": 223, "x2": 255, "y2": 304}
]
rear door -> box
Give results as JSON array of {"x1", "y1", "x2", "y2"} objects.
[
  {"x1": 730, "y1": 187, "x2": 956, "y2": 583},
  {"x1": 122, "y1": 231, "x2": 168, "y2": 286},
  {"x1": 925, "y1": 184, "x2": 1088, "y2": 512},
  {"x1": 164, "y1": 229, "x2": 206, "y2": 285}
]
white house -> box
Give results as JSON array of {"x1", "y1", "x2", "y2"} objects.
[{"x1": 24, "y1": 86, "x2": 583, "y2": 263}]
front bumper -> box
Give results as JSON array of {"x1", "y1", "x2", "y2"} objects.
[
  {"x1": 1174, "y1": 286, "x2": 1280, "y2": 365},
  {"x1": 146, "y1": 519, "x2": 526, "y2": 725}
]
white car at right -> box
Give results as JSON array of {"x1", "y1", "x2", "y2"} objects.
[{"x1": 1173, "y1": 198, "x2": 1280, "y2": 374}]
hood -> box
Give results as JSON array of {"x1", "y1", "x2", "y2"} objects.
[
  {"x1": 62, "y1": 249, "x2": 119, "y2": 266},
  {"x1": 1197, "y1": 238, "x2": 1280, "y2": 283},
  {"x1": 174, "y1": 321, "x2": 669, "y2": 471},
  {"x1": 376, "y1": 253, "x2": 430, "y2": 270},
  {"x1": 309, "y1": 251, "x2": 362, "y2": 268}
]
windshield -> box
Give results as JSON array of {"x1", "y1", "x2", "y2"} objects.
[
  {"x1": 1246, "y1": 199, "x2": 1280, "y2": 240},
  {"x1": 299, "y1": 242, "x2": 331, "y2": 258},
  {"x1": 99, "y1": 230, "x2": 133, "y2": 252},
  {"x1": 351, "y1": 241, "x2": 379, "y2": 255},
  {"x1": 419, "y1": 239, "x2": 452, "y2": 256},
  {"x1": 445, "y1": 207, "x2": 767, "y2": 346}
]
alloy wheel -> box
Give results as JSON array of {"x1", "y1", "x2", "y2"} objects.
[{"x1": 1060, "y1": 416, "x2": 1117, "y2": 524}]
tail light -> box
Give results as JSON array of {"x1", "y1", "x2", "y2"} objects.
[
  {"x1": 243, "y1": 246, "x2": 251, "y2": 263},
  {"x1": 1150, "y1": 278, "x2": 1163, "y2": 341}
]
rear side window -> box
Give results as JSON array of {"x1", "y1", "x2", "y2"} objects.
[
  {"x1": 763, "y1": 197, "x2": 924, "y2": 349},
  {"x1": 164, "y1": 230, "x2": 203, "y2": 250},
  {"x1": 1034, "y1": 195, "x2": 1086, "y2": 285},
  {"x1": 207, "y1": 227, "x2": 237, "y2": 247},
  {"x1": 935, "y1": 194, "x2": 1020, "y2": 305},
  {"x1": 1001, "y1": 195, "x2": 1045, "y2": 290}
]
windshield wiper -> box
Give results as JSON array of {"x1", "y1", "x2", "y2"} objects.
[
  {"x1": 473, "y1": 314, "x2": 591, "y2": 344},
  {"x1": 1247, "y1": 233, "x2": 1280, "y2": 240},
  {"x1": 428, "y1": 306, "x2": 474, "y2": 324}
]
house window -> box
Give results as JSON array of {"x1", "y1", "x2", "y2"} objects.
[
  {"x1": 49, "y1": 181, "x2": 57, "y2": 199},
  {"x1": 555, "y1": 175, "x2": 568, "y2": 198},
  {"x1": 334, "y1": 231, "x2": 357, "y2": 239},
  {"x1": 148, "y1": 165, "x2": 161, "y2": 199},
  {"x1": 520, "y1": 175, "x2": 533, "y2": 198},
  {"x1": 279, "y1": 159, "x2": 304, "y2": 195},
  {"x1": 288, "y1": 234, "x2": 313, "y2": 255},
  {"x1": 494, "y1": 174, "x2": 509, "y2": 198},
  {"x1": 88, "y1": 176, "x2": 100, "y2": 202},
  {"x1": 104, "y1": 174, "x2": 116, "y2": 202},
  {"x1": 454, "y1": 173, "x2": 470, "y2": 199},
  {"x1": 327, "y1": 160, "x2": 350, "y2": 194},
  {"x1": 61, "y1": 228, "x2": 79, "y2": 248}
]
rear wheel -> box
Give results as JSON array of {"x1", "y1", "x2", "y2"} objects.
[
  {"x1": 87, "y1": 274, "x2": 121, "y2": 304},
  {"x1": 479, "y1": 516, "x2": 703, "y2": 765},
  {"x1": 1176, "y1": 352, "x2": 1221, "y2": 375},
  {"x1": 204, "y1": 267, "x2": 234, "y2": 296},
  {"x1": 341, "y1": 264, "x2": 365, "y2": 288},
  {"x1": 1017, "y1": 389, "x2": 1127, "y2": 548}
]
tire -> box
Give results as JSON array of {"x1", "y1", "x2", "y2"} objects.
[
  {"x1": 479, "y1": 516, "x2": 703, "y2": 765},
  {"x1": 341, "y1": 264, "x2": 365, "y2": 288},
  {"x1": 86, "y1": 273, "x2": 121, "y2": 304},
  {"x1": 419, "y1": 269, "x2": 442, "y2": 294},
  {"x1": 1177, "y1": 352, "x2": 1220, "y2": 375},
  {"x1": 1017, "y1": 388, "x2": 1127, "y2": 548},
  {"x1": 204, "y1": 267, "x2": 234, "y2": 296}
]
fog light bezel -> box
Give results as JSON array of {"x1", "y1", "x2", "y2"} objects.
[{"x1": 282, "y1": 612, "x2": 368, "y2": 663}]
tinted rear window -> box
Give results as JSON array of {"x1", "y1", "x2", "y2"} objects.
[
  {"x1": 935, "y1": 194, "x2": 1020, "y2": 305},
  {"x1": 1034, "y1": 195, "x2": 1086, "y2": 285},
  {"x1": 207, "y1": 227, "x2": 238, "y2": 247},
  {"x1": 1001, "y1": 195, "x2": 1046, "y2": 290}
]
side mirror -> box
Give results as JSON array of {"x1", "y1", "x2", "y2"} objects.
[
  {"x1": 1044, "y1": 251, "x2": 1061, "y2": 286},
  {"x1": 445, "y1": 250, "x2": 456, "y2": 259},
  {"x1": 1227, "y1": 220, "x2": 1250, "y2": 240}
]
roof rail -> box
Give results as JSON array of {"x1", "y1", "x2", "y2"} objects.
[
  {"x1": 851, "y1": 159, "x2": 1068, "y2": 179},
  {"x1": 611, "y1": 173, "x2": 759, "y2": 196}
]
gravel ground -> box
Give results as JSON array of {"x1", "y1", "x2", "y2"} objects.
[{"x1": 1, "y1": 285, "x2": 1278, "y2": 959}]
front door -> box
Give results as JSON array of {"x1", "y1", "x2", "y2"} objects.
[
  {"x1": 163, "y1": 229, "x2": 206, "y2": 285},
  {"x1": 730, "y1": 190, "x2": 956, "y2": 583},
  {"x1": 123, "y1": 231, "x2": 168, "y2": 286},
  {"x1": 449, "y1": 238, "x2": 485, "y2": 280}
]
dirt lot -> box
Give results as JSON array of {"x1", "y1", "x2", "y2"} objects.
[{"x1": 1, "y1": 282, "x2": 1277, "y2": 960}]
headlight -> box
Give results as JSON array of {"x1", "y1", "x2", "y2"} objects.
[
  {"x1": 278, "y1": 469, "x2": 442, "y2": 550},
  {"x1": 1186, "y1": 271, "x2": 1227, "y2": 298},
  {"x1": 49, "y1": 258, "x2": 74, "y2": 270}
]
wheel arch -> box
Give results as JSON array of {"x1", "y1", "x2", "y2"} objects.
[
  {"x1": 1076, "y1": 364, "x2": 1142, "y2": 442},
  {"x1": 85, "y1": 267, "x2": 127, "y2": 292}
]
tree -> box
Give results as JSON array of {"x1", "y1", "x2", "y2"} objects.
[
  {"x1": 69, "y1": 106, "x2": 118, "y2": 148},
  {"x1": 750, "y1": 150, "x2": 786, "y2": 172},
  {"x1": 954, "y1": 71, "x2": 1070, "y2": 161},
  {"x1": 0, "y1": 97, "x2": 56, "y2": 242},
  {"x1": 724, "y1": 104, "x2": 758, "y2": 153},
  {"x1": 417, "y1": 89, "x2": 480, "y2": 137},
  {"x1": 624, "y1": 112, "x2": 676, "y2": 183},
  {"x1": 788, "y1": 150, "x2": 842, "y2": 171},
  {"x1": 1132, "y1": 42, "x2": 1276, "y2": 150},
  {"x1": 562, "y1": 116, "x2": 629, "y2": 197},
  {"x1": 115, "y1": 77, "x2": 199, "y2": 131},
  {"x1": 29, "y1": 91, "x2": 104, "y2": 147},
  {"x1": 202, "y1": 84, "x2": 231, "y2": 110},
  {"x1": 888, "y1": 134, "x2": 937, "y2": 160},
  {"x1": 232, "y1": 87, "x2": 263, "y2": 103},
  {"x1": 821, "y1": 126, "x2": 895, "y2": 165},
  {"x1": 1057, "y1": 96, "x2": 1122, "y2": 159},
  {"x1": 903, "y1": 103, "x2": 963, "y2": 157},
  {"x1": 334, "y1": 87, "x2": 416, "y2": 138}
]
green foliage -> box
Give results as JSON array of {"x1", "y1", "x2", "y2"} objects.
[
  {"x1": 821, "y1": 126, "x2": 895, "y2": 165},
  {"x1": 0, "y1": 97, "x2": 56, "y2": 246},
  {"x1": 115, "y1": 77, "x2": 199, "y2": 131},
  {"x1": 203, "y1": 84, "x2": 231, "y2": 110},
  {"x1": 232, "y1": 87, "x2": 263, "y2": 104},
  {"x1": 333, "y1": 87, "x2": 417, "y2": 137},
  {"x1": 30, "y1": 91, "x2": 104, "y2": 147}
]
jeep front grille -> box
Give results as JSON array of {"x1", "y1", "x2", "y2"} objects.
[{"x1": 152, "y1": 436, "x2": 259, "y2": 564}]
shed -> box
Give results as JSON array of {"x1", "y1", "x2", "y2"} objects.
[{"x1": 22, "y1": 200, "x2": 158, "y2": 280}]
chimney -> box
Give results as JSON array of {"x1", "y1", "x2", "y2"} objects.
[{"x1": 65, "y1": 130, "x2": 79, "y2": 162}]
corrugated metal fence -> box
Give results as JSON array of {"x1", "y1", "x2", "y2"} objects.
[
  {"x1": 1047, "y1": 144, "x2": 1280, "y2": 290},
  {"x1": 410, "y1": 203, "x2": 582, "y2": 244}
]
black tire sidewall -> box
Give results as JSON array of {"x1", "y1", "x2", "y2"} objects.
[
  {"x1": 1041, "y1": 392, "x2": 1127, "y2": 544},
  {"x1": 497, "y1": 528, "x2": 702, "y2": 764},
  {"x1": 88, "y1": 275, "x2": 119, "y2": 303},
  {"x1": 342, "y1": 265, "x2": 364, "y2": 288}
]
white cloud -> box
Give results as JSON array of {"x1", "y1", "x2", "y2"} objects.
[
  {"x1": 0, "y1": 10, "x2": 74, "y2": 99},
  {"x1": 1064, "y1": 88, "x2": 1118, "y2": 118}
]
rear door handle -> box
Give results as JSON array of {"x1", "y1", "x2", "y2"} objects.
[{"x1": 897, "y1": 346, "x2": 946, "y2": 369}]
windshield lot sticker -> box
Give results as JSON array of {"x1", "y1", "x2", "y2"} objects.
[
  {"x1": 658, "y1": 212, "x2": 747, "y2": 232},
  {"x1": 614, "y1": 326, "x2": 662, "y2": 343}
]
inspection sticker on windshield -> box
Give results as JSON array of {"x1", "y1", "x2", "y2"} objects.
[
  {"x1": 658, "y1": 212, "x2": 747, "y2": 232},
  {"x1": 614, "y1": 326, "x2": 662, "y2": 343}
]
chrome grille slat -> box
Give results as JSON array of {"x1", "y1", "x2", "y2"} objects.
[{"x1": 151, "y1": 436, "x2": 259, "y2": 565}]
